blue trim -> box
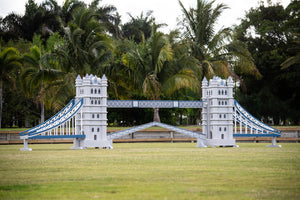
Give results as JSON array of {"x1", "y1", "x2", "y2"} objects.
[
  {"x1": 20, "y1": 99, "x2": 75, "y2": 136},
  {"x1": 234, "y1": 100, "x2": 281, "y2": 135},
  {"x1": 30, "y1": 135, "x2": 86, "y2": 139},
  {"x1": 234, "y1": 134, "x2": 280, "y2": 137}
]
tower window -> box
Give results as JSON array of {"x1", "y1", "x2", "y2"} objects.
[
  {"x1": 224, "y1": 127, "x2": 227, "y2": 131},
  {"x1": 91, "y1": 89, "x2": 93, "y2": 94},
  {"x1": 222, "y1": 90, "x2": 224, "y2": 95},
  {"x1": 94, "y1": 89, "x2": 97, "y2": 94},
  {"x1": 98, "y1": 89, "x2": 100, "y2": 94},
  {"x1": 92, "y1": 114, "x2": 94, "y2": 118},
  {"x1": 221, "y1": 134, "x2": 224, "y2": 139},
  {"x1": 97, "y1": 114, "x2": 99, "y2": 118},
  {"x1": 92, "y1": 128, "x2": 94, "y2": 132},
  {"x1": 91, "y1": 100, "x2": 93, "y2": 104},
  {"x1": 224, "y1": 114, "x2": 226, "y2": 118},
  {"x1": 97, "y1": 128, "x2": 100, "y2": 132},
  {"x1": 225, "y1": 101, "x2": 227, "y2": 105},
  {"x1": 219, "y1": 127, "x2": 222, "y2": 132},
  {"x1": 94, "y1": 135, "x2": 97, "y2": 140},
  {"x1": 219, "y1": 114, "x2": 222, "y2": 118},
  {"x1": 98, "y1": 100, "x2": 100, "y2": 104},
  {"x1": 218, "y1": 90, "x2": 220, "y2": 95},
  {"x1": 225, "y1": 90, "x2": 227, "y2": 95}
]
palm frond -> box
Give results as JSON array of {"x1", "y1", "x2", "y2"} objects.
[
  {"x1": 162, "y1": 68, "x2": 199, "y2": 95},
  {"x1": 280, "y1": 54, "x2": 300, "y2": 69}
]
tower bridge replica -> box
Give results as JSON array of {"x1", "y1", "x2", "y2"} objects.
[{"x1": 20, "y1": 74, "x2": 281, "y2": 151}]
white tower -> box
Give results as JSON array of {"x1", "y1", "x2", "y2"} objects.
[
  {"x1": 202, "y1": 76, "x2": 236, "y2": 147},
  {"x1": 73, "y1": 74, "x2": 112, "y2": 149}
]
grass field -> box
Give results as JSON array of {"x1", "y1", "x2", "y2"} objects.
[{"x1": 0, "y1": 143, "x2": 299, "y2": 200}]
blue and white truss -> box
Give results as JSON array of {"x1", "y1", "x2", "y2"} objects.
[
  {"x1": 108, "y1": 121, "x2": 206, "y2": 140},
  {"x1": 20, "y1": 99, "x2": 84, "y2": 139},
  {"x1": 108, "y1": 100, "x2": 203, "y2": 108},
  {"x1": 233, "y1": 100, "x2": 281, "y2": 137}
]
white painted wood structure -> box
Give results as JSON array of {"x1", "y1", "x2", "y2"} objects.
[{"x1": 20, "y1": 74, "x2": 281, "y2": 150}]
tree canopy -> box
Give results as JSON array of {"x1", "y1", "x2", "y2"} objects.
[
  {"x1": 0, "y1": 0, "x2": 299, "y2": 127},
  {"x1": 235, "y1": 0, "x2": 300, "y2": 125}
]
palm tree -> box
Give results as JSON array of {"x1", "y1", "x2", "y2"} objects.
[
  {"x1": 281, "y1": 33, "x2": 300, "y2": 69},
  {"x1": 122, "y1": 11, "x2": 155, "y2": 43},
  {"x1": 122, "y1": 24, "x2": 199, "y2": 122},
  {"x1": 179, "y1": 0, "x2": 261, "y2": 90},
  {"x1": 89, "y1": 0, "x2": 121, "y2": 38},
  {"x1": 59, "y1": 5, "x2": 112, "y2": 75},
  {"x1": 59, "y1": 0, "x2": 85, "y2": 27},
  {"x1": 21, "y1": 37, "x2": 62, "y2": 123},
  {"x1": 0, "y1": 47, "x2": 22, "y2": 128}
]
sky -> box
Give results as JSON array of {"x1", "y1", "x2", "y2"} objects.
[{"x1": 0, "y1": 0, "x2": 291, "y2": 32}]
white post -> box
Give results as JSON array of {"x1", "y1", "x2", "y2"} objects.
[
  {"x1": 196, "y1": 138, "x2": 207, "y2": 148},
  {"x1": 62, "y1": 123, "x2": 64, "y2": 135},
  {"x1": 73, "y1": 116, "x2": 75, "y2": 135},
  {"x1": 234, "y1": 110, "x2": 237, "y2": 134},
  {"x1": 80, "y1": 108, "x2": 83, "y2": 134},
  {"x1": 267, "y1": 137, "x2": 281, "y2": 148},
  {"x1": 240, "y1": 117, "x2": 242, "y2": 134},
  {"x1": 20, "y1": 139, "x2": 32, "y2": 151}
]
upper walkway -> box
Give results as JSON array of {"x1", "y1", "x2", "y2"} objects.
[{"x1": 108, "y1": 100, "x2": 203, "y2": 108}]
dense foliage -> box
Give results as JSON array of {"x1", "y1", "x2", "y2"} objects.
[
  {"x1": 235, "y1": 0, "x2": 300, "y2": 125},
  {"x1": 0, "y1": 0, "x2": 299, "y2": 128}
]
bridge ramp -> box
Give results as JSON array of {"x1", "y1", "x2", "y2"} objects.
[{"x1": 233, "y1": 100, "x2": 281, "y2": 137}]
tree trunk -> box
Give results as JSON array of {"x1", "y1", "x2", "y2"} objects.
[
  {"x1": 0, "y1": 80, "x2": 2, "y2": 128},
  {"x1": 40, "y1": 84, "x2": 45, "y2": 123},
  {"x1": 41, "y1": 101, "x2": 45, "y2": 123},
  {"x1": 153, "y1": 108, "x2": 161, "y2": 122},
  {"x1": 25, "y1": 116, "x2": 30, "y2": 128}
]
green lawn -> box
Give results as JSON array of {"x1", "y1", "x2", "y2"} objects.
[{"x1": 0, "y1": 143, "x2": 299, "y2": 200}]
